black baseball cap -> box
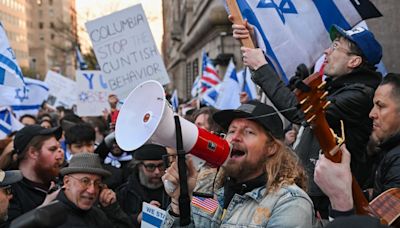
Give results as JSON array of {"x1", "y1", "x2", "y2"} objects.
[
  {"x1": 14, "y1": 125, "x2": 62, "y2": 154},
  {"x1": 0, "y1": 170, "x2": 22, "y2": 187},
  {"x1": 213, "y1": 100, "x2": 284, "y2": 139}
]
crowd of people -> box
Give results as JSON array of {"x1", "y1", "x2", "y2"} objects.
[{"x1": 0, "y1": 16, "x2": 399, "y2": 228}]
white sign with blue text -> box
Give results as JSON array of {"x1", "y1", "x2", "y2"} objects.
[
  {"x1": 76, "y1": 70, "x2": 110, "y2": 116},
  {"x1": 85, "y1": 4, "x2": 170, "y2": 99},
  {"x1": 44, "y1": 71, "x2": 77, "y2": 109},
  {"x1": 141, "y1": 202, "x2": 166, "y2": 228}
]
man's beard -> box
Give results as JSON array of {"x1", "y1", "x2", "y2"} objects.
[
  {"x1": 34, "y1": 157, "x2": 60, "y2": 183},
  {"x1": 138, "y1": 170, "x2": 163, "y2": 189},
  {"x1": 223, "y1": 155, "x2": 267, "y2": 181},
  {"x1": 367, "y1": 134, "x2": 381, "y2": 156}
]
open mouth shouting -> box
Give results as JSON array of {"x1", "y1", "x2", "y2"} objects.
[{"x1": 229, "y1": 145, "x2": 246, "y2": 161}]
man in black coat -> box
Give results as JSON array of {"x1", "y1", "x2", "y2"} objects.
[
  {"x1": 314, "y1": 73, "x2": 400, "y2": 222},
  {"x1": 117, "y1": 144, "x2": 169, "y2": 227},
  {"x1": 8, "y1": 125, "x2": 64, "y2": 225},
  {"x1": 234, "y1": 23, "x2": 382, "y2": 218}
]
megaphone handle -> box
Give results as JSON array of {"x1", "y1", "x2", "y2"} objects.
[{"x1": 174, "y1": 115, "x2": 192, "y2": 226}]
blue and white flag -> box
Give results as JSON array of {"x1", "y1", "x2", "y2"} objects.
[
  {"x1": 191, "y1": 75, "x2": 201, "y2": 98},
  {"x1": 0, "y1": 22, "x2": 25, "y2": 89},
  {"x1": 201, "y1": 85, "x2": 221, "y2": 108},
  {"x1": 76, "y1": 46, "x2": 88, "y2": 70},
  {"x1": 0, "y1": 106, "x2": 24, "y2": 139},
  {"x1": 234, "y1": 0, "x2": 381, "y2": 83},
  {"x1": 238, "y1": 67, "x2": 257, "y2": 100},
  {"x1": 215, "y1": 59, "x2": 241, "y2": 109},
  {"x1": 170, "y1": 89, "x2": 179, "y2": 112},
  {"x1": 10, "y1": 78, "x2": 49, "y2": 118}
]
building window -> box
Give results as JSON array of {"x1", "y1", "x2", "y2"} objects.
[
  {"x1": 50, "y1": 22, "x2": 54, "y2": 29},
  {"x1": 39, "y1": 22, "x2": 43, "y2": 29},
  {"x1": 50, "y1": 33, "x2": 55, "y2": 40},
  {"x1": 192, "y1": 58, "x2": 199, "y2": 80},
  {"x1": 186, "y1": 62, "x2": 192, "y2": 98},
  {"x1": 49, "y1": 0, "x2": 53, "y2": 5}
]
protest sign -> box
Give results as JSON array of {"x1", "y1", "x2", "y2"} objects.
[
  {"x1": 141, "y1": 202, "x2": 166, "y2": 228},
  {"x1": 44, "y1": 71, "x2": 77, "y2": 109},
  {"x1": 76, "y1": 70, "x2": 110, "y2": 116},
  {"x1": 85, "y1": 4, "x2": 170, "y2": 99}
]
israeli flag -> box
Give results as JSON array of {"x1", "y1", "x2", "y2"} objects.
[
  {"x1": 0, "y1": 106, "x2": 24, "y2": 139},
  {"x1": 215, "y1": 59, "x2": 241, "y2": 109},
  {"x1": 76, "y1": 46, "x2": 88, "y2": 70},
  {"x1": 201, "y1": 85, "x2": 221, "y2": 108},
  {"x1": 235, "y1": 0, "x2": 381, "y2": 83},
  {"x1": 191, "y1": 75, "x2": 201, "y2": 98},
  {"x1": 170, "y1": 89, "x2": 179, "y2": 112},
  {"x1": 10, "y1": 78, "x2": 49, "y2": 118},
  {"x1": 238, "y1": 67, "x2": 257, "y2": 100},
  {"x1": 0, "y1": 22, "x2": 25, "y2": 92}
]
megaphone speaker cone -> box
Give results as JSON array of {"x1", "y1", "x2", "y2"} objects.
[{"x1": 115, "y1": 80, "x2": 166, "y2": 151}]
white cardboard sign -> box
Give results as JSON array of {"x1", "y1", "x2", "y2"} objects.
[
  {"x1": 76, "y1": 70, "x2": 110, "y2": 116},
  {"x1": 141, "y1": 202, "x2": 166, "y2": 228},
  {"x1": 85, "y1": 4, "x2": 170, "y2": 99},
  {"x1": 44, "y1": 71, "x2": 77, "y2": 109}
]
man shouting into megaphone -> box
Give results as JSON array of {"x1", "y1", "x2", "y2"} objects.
[{"x1": 161, "y1": 100, "x2": 314, "y2": 227}]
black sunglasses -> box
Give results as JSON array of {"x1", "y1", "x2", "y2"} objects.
[{"x1": 140, "y1": 162, "x2": 165, "y2": 172}]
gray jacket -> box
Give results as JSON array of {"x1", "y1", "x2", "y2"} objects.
[{"x1": 162, "y1": 184, "x2": 314, "y2": 227}]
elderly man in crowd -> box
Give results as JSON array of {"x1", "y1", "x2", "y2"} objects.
[
  {"x1": 162, "y1": 100, "x2": 314, "y2": 227},
  {"x1": 54, "y1": 152, "x2": 132, "y2": 227}
]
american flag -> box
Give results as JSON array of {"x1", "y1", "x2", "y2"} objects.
[
  {"x1": 192, "y1": 196, "x2": 219, "y2": 214},
  {"x1": 200, "y1": 50, "x2": 221, "y2": 95}
]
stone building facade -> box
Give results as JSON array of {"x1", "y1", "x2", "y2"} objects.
[{"x1": 0, "y1": 0, "x2": 77, "y2": 79}]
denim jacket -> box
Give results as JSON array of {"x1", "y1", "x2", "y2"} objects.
[{"x1": 162, "y1": 184, "x2": 314, "y2": 227}]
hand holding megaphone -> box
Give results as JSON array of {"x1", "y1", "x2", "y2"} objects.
[
  {"x1": 162, "y1": 156, "x2": 198, "y2": 206},
  {"x1": 115, "y1": 80, "x2": 232, "y2": 168}
]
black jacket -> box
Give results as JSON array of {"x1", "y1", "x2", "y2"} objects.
[
  {"x1": 252, "y1": 64, "x2": 381, "y2": 195},
  {"x1": 373, "y1": 133, "x2": 400, "y2": 198},
  {"x1": 117, "y1": 168, "x2": 169, "y2": 227},
  {"x1": 55, "y1": 190, "x2": 132, "y2": 228},
  {"x1": 7, "y1": 177, "x2": 49, "y2": 225}
]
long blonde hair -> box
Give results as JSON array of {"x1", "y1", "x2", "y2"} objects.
[{"x1": 265, "y1": 137, "x2": 308, "y2": 193}]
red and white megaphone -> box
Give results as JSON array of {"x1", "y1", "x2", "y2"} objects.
[{"x1": 115, "y1": 80, "x2": 231, "y2": 167}]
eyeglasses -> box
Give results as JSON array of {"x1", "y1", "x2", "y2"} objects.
[
  {"x1": 140, "y1": 162, "x2": 165, "y2": 172},
  {"x1": 0, "y1": 185, "x2": 12, "y2": 196},
  {"x1": 329, "y1": 42, "x2": 356, "y2": 55},
  {"x1": 68, "y1": 175, "x2": 104, "y2": 190}
]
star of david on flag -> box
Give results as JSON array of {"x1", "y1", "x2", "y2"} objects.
[{"x1": 230, "y1": 0, "x2": 381, "y2": 83}]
